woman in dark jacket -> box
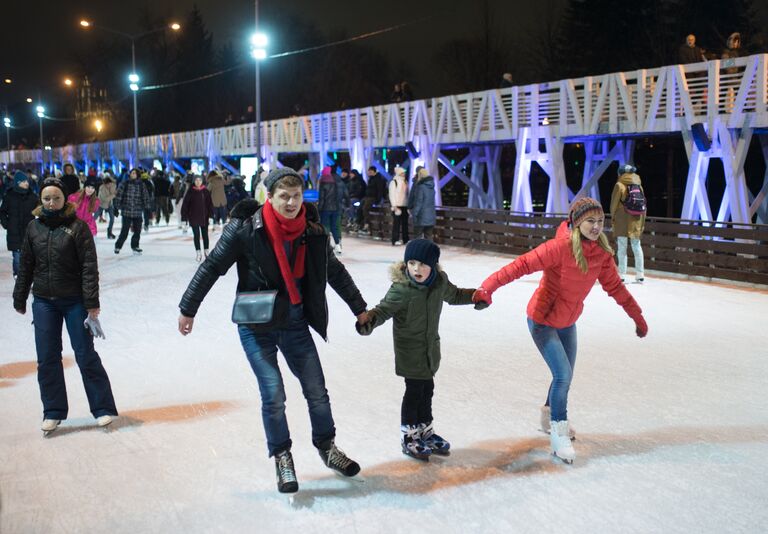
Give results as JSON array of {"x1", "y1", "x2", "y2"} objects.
[
  {"x1": 12, "y1": 177, "x2": 118, "y2": 434},
  {"x1": 408, "y1": 166, "x2": 437, "y2": 240},
  {"x1": 0, "y1": 171, "x2": 39, "y2": 278},
  {"x1": 181, "y1": 175, "x2": 214, "y2": 261}
]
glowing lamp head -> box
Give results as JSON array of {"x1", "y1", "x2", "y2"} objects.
[
  {"x1": 3, "y1": 117, "x2": 10, "y2": 127},
  {"x1": 64, "y1": 78, "x2": 73, "y2": 87},
  {"x1": 36, "y1": 106, "x2": 45, "y2": 118},
  {"x1": 80, "y1": 20, "x2": 91, "y2": 27},
  {"x1": 128, "y1": 73, "x2": 139, "y2": 83},
  {"x1": 251, "y1": 33, "x2": 268, "y2": 48},
  {"x1": 3, "y1": 78, "x2": 11, "y2": 84},
  {"x1": 26, "y1": 97, "x2": 33, "y2": 103},
  {"x1": 170, "y1": 23, "x2": 181, "y2": 31},
  {"x1": 94, "y1": 119, "x2": 103, "y2": 132},
  {"x1": 251, "y1": 49, "x2": 267, "y2": 60}
]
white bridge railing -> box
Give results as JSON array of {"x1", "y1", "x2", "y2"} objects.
[{"x1": 2, "y1": 54, "x2": 767, "y2": 167}]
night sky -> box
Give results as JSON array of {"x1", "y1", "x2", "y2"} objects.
[{"x1": 1, "y1": 0, "x2": 564, "y2": 109}]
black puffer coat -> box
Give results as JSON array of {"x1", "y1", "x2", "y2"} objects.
[
  {"x1": 179, "y1": 200, "x2": 366, "y2": 339},
  {"x1": 13, "y1": 204, "x2": 100, "y2": 310},
  {"x1": 0, "y1": 186, "x2": 39, "y2": 250}
]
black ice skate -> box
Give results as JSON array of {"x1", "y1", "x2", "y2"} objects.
[
  {"x1": 421, "y1": 422, "x2": 450, "y2": 456},
  {"x1": 274, "y1": 450, "x2": 299, "y2": 493},
  {"x1": 318, "y1": 440, "x2": 360, "y2": 477},
  {"x1": 401, "y1": 424, "x2": 431, "y2": 461},
  {"x1": 131, "y1": 247, "x2": 143, "y2": 255}
]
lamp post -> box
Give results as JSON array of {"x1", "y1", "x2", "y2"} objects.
[
  {"x1": 3, "y1": 116, "x2": 10, "y2": 151},
  {"x1": 80, "y1": 19, "x2": 180, "y2": 167},
  {"x1": 250, "y1": 26, "x2": 268, "y2": 196},
  {"x1": 36, "y1": 105, "x2": 45, "y2": 173}
]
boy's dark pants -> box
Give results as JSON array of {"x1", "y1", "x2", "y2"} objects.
[{"x1": 401, "y1": 378, "x2": 434, "y2": 425}]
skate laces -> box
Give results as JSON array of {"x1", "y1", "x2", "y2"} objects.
[
  {"x1": 326, "y1": 444, "x2": 353, "y2": 470},
  {"x1": 277, "y1": 453, "x2": 297, "y2": 483}
]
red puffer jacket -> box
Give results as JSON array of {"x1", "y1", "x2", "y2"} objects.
[{"x1": 481, "y1": 222, "x2": 642, "y2": 328}]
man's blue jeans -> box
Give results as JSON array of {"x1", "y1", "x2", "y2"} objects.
[
  {"x1": 527, "y1": 318, "x2": 577, "y2": 422},
  {"x1": 238, "y1": 304, "x2": 335, "y2": 456},
  {"x1": 32, "y1": 296, "x2": 117, "y2": 420}
]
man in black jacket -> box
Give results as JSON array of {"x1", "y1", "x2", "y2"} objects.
[
  {"x1": 359, "y1": 166, "x2": 387, "y2": 233},
  {"x1": 178, "y1": 168, "x2": 369, "y2": 494}
]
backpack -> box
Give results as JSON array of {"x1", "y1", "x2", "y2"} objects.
[{"x1": 623, "y1": 183, "x2": 646, "y2": 215}]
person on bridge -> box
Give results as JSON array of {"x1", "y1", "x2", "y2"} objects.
[
  {"x1": 13, "y1": 177, "x2": 118, "y2": 434},
  {"x1": 177, "y1": 167, "x2": 370, "y2": 494},
  {"x1": 472, "y1": 197, "x2": 648, "y2": 464},
  {"x1": 678, "y1": 34, "x2": 706, "y2": 64},
  {"x1": 610, "y1": 164, "x2": 646, "y2": 284},
  {"x1": 356, "y1": 239, "x2": 476, "y2": 461}
]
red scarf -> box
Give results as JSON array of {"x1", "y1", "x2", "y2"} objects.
[{"x1": 262, "y1": 200, "x2": 307, "y2": 305}]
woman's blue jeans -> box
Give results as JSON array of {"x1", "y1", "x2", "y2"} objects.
[
  {"x1": 32, "y1": 296, "x2": 117, "y2": 420},
  {"x1": 320, "y1": 210, "x2": 341, "y2": 245},
  {"x1": 527, "y1": 318, "x2": 577, "y2": 421},
  {"x1": 237, "y1": 304, "x2": 335, "y2": 456}
]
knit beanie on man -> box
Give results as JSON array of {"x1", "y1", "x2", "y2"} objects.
[
  {"x1": 263, "y1": 168, "x2": 304, "y2": 193},
  {"x1": 569, "y1": 197, "x2": 604, "y2": 228},
  {"x1": 40, "y1": 177, "x2": 67, "y2": 198},
  {"x1": 404, "y1": 238, "x2": 440, "y2": 269}
]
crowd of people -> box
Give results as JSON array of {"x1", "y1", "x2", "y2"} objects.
[{"x1": 3, "y1": 160, "x2": 649, "y2": 495}]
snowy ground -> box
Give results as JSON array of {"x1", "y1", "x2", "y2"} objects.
[{"x1": 1, "y1": 220, "x2": 767, "y2": 534}]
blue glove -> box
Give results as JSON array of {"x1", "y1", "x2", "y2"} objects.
[{"x1": 84, "y1": 316, "x2": 106, "y2": 339}]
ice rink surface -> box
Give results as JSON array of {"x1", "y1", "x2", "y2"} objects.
[{"x1": 1, "y1": 222, "x2": 767, "y2": 533}]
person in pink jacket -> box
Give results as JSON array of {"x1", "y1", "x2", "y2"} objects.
[
  {"x1": 67, "y1": 177, "x2": 100, "y2": 236},
  {"x1": 472, "y1": 197, "x2": 648, "y2": 464}
]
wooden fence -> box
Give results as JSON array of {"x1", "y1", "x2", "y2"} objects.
[{"x1": 365, "y1": 207, "x2": 768, "y2": 286}]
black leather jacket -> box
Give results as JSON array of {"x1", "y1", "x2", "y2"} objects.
[
  {"x1": 178, "y1": 200, "x2": 366, "y2": 339},
  {"x1": 13, "y1": 204, "x2": 100, "y2": 310}
]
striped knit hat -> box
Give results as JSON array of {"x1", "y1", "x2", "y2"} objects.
[{"x1": 569, "y1": 197, "x2": 604, "y2": 228}]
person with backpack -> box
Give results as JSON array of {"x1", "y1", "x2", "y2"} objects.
[{"x1": 610, "y1": 164, "x2": 646, "y2": 284}]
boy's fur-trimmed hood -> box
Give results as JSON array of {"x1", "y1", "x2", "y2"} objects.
[{"x1": 389, "y1": 260, "x2": 443, "y2": 283}]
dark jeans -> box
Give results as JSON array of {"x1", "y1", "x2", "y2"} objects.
[
  {"x1": 12, "y1": 249, "x2": 20, "y2": 276},
  {"x1": 527, "y1": 318, "x2": 577, "y2": 421},
  {"x1": 32, "y1": 296, "x2": 117, "y2": 419},
  {"x1": 191, "y1": 224, "x2": 209, "y2": 251},
  {"x1": 96, "y1": 205, "x2": 115, "y2": 235},
  {"x1": 115, "y1": 216, "x2": 143, "y2": 250},
  {"x1": 360, "y1": 198, "x2": 376, "y2": 227},
  {"x1": 212, "y1": 205, "x2": 228, "y2": 225},
  {"x1": 413, "y1": 225, "x2": 434, "y2": 241},
  {"x1": 391, "y1": 207, "x2": 409, "y2": 244},
  {"x1": 237, "y1": 304, "x2": 335, "y2": 456},
  {"x1": 320, "y1": 210, "x2": 341, "y2": 244},
  {"x1": 401, "y1": 377, "x2": 434, "y2": 426},
  {"x1": 143, "y1": 208, "x2": 153, "y2": 229},
  {"x1": 154, "y1": 196, "x2": 170, "y2": 224}
]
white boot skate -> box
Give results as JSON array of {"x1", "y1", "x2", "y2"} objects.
[
  {"x1": 550, "y1": 420, "x2": 576, "y2": 464},
  {"x1": 540, "y1": 406, "x2": 575, "y2": 440},
  {"x1": 41, "y1": 419, "x2": 60, "y2": 435},
  {"x1": 196, "y1": 250, "x2": 202, "y2": 262}
]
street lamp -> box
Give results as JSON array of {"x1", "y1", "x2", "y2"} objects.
[
  {"x1": 80, "y1": 19, "x2": 181, "y2": 167},
  {"x1": 26, "y1": 97, "x2": 32, "y2": 103},
  {"x1": 63, "y1": 78, "x2": 73, "y2": 87},
  {"x1": 250, "y1": 30, "x2": 268, "y2": 188},
  {"x1": 36, "y1": 105, "x2": 45, "y2": 173},
  {"x1": 3, "y1": 116, "x2": 10, "y2": 150},
  {"x1": 3, "y1": 79, "x2": 11, "y2": 84}
]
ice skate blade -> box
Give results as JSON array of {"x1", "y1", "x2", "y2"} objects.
[
  {"x1": 539, "y1": 428, "x2": 576, "y2": 441},
  {"x1": 429, "y1": 449, "x2": 451, "y2": 456},
  {"x1": 333, "y1": 471, "x2": 366, "y2": 483},
  {"x1": 551, "y1": 453, "x2": 574, "y2": 465}
]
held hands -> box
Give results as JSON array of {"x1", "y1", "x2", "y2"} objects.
[
  {"x1": 355, "y1": 310, "x2": 374, "y2": 336},
  {"x1": 634, "y1": 314, "x2": 648, "y2": 338},
  {"x1": 472, "y1": 287, "x2": 492, "y2": 310}
]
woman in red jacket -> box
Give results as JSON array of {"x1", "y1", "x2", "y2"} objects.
[{"x1": 472, "y1": 197, "x2": 648, "y2": 464}]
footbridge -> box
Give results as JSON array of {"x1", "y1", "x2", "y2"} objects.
[{"x1": 3, "y1": 54, "x2": 768, "y2": 224}]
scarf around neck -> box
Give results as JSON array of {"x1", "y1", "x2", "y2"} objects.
[{"x1": 262, "y1": 200, "x2": 307, "y2": 304}]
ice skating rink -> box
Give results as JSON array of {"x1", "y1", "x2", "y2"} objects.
[{"x1": 2, "y1": 223, "x2": 767, "y2": 534}]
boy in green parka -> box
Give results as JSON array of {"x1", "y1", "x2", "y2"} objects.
[{"x1": 356, "y1": 239, "x2": 476, "y2": 460}]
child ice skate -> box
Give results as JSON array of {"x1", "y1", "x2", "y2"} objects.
[{"x1": 356, "y1": 239, "x2": 476, "y2": 460}]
